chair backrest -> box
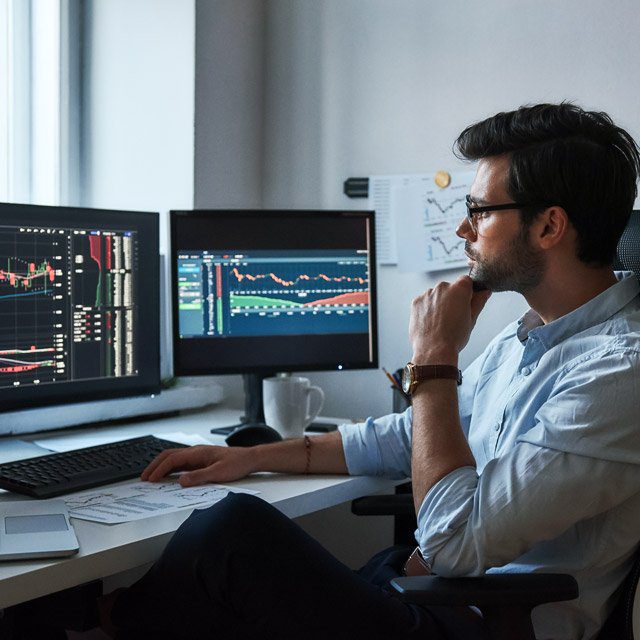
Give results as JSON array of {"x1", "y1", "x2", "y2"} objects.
[
  {"x1": 597, "y1": 212, "x2": 640, "y2": 639},
  {"x1": 613, "y1": 210, "x2": 640, "y2": 280},
  {"x1": 633, "y1": 564, "x2": 640, "y2": 640},
  {"x1": 617, "y1": 211, "x2": 640, "y2": 639},
  {"x1": 597, "y1": 549, "x2": 640, "y2": 640}
]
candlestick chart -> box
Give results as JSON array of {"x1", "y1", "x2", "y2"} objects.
[
  {"x1": 0, "y1": 225, "x2": 138, "y2": 389},
  {"x1": 0, "y1": 229, "x2": 66, "y2": 385}
]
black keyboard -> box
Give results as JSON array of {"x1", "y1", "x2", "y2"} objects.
[{"x1": 0, "y1": 435, "x2": 188, "y2": 499}]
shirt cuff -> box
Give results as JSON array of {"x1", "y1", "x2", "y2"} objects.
[{"x1": 338, "y1": 418, "x2": 383, "y2": 476}]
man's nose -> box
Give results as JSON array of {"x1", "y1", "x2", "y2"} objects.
[{"x1": 456, "y1": 216, "x2": 475, "y2": 240}]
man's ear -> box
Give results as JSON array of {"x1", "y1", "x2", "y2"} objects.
[{"x1": 534, "y1": 206, "x2": 570, "y2": 249}]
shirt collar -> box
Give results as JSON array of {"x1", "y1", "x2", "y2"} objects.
[{"x1": 516, "y1": 271, "x2": 639, "y2": 347}]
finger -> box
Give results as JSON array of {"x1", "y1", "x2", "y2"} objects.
[
  {"x1": 470, "y1": 289, "x2": 492, "y2": 323},
  {"x1": 179, "y1": 465, "x2": 220, "y2": 487},
  {"x1": 457, "y1": 275, "x2": 474, "y2": 292},
  {"x1": 146, "y1": 449, "x2": 204, "y2": 482},
  {"x1": 141, "y1": 449, "x2": 182, "y2": 480}
]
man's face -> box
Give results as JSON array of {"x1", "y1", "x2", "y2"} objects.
[{"x1": 457, "y1": 155, "x2": 546, "y2": 293}]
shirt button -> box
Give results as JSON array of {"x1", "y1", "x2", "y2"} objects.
[
  {"x1": 494, "y1": 423, "x2": 500, "y2": 431},
  {"x1": 521, "y1": 366, "x2": 531, "y2": 376}
]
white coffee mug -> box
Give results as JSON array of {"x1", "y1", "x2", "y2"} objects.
[{"x1": 263, "y1": 376, "x2": 325, "y2": 439}]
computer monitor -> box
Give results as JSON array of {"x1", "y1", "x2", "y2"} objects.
[
  {"x1": 171, "y1": 209, "x2": 377, "y2": 428},
  {"x1": 0, "y1": 203, "x2": 160, "y2": 420}
]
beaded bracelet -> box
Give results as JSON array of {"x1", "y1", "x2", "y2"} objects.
[{"x1": 303, "y1": 435, "x2": 312, "y2": 474}]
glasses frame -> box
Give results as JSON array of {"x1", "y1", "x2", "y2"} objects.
[{"x1": 464, "y1": 195, "x2": 549, "y2": 232}]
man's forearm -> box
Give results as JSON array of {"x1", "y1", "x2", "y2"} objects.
[
  {"x1": 252, "y1": 430, "x2": 349, "y2": 475},
  {"x1": 411, "y1": 378, "x2": 476, "y2": 512}
]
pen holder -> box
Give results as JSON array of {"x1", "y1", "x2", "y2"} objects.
[{"x1": 392, "y1": 385, "x2": 411, "y2": 414}]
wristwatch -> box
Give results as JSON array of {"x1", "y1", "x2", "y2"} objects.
[{"x1": 401, "y1": 362, "x2": 462, "y2": 395}]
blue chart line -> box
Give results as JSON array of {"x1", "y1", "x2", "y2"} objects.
[
  {"x1": 0, "y1": 289, "x2": 52, "y2": 301},
  {"x1": 430, "y1": 236, "x2": 464, "y2": 256},
  {"x1": 425, "y1": 196, "x2": 466, "y2": 215}
]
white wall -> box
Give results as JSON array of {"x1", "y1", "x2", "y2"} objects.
[
  {"x1": 251, "y1": 0, "x2": 640, "y2": 418},
  {"x1": 194, "y1": 0, "x2": 265, "y2": 209},
  {"x1": 82, "y1": 0, "x2": 196, "y2": 378}
]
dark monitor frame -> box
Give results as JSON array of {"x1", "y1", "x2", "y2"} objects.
[
  {"x1": 0, "y1": 202, "x2": 161, "y2": 414},
  {"x1": 170, "y1": 209, "x2": 378, "y2": 430},
  {"x1": 170, "y1": 209, "x2": 378, "y2": 376}
]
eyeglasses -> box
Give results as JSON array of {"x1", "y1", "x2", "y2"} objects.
[{"x1": 465, "y1": 194, "x2": 532, "y2": 232}]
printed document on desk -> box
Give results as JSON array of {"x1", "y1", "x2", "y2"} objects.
[{"x1": 65, "y1": 479, "x2": 259, "y2": 524}]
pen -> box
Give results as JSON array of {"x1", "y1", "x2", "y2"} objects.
[{"x1": 382, "y1": 367, "x2": 402, "y2": 389}]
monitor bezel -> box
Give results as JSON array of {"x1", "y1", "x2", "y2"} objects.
[
  {"x1": 0, "y1": 202, "x2": 161, "y2": 413},
  {"x1": 170, "y1": 209, "x2": 378, "y2": 376}
]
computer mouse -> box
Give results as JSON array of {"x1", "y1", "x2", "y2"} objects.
[{"x1": 225, "y1": 424, "x2": 283, "y2": 448}]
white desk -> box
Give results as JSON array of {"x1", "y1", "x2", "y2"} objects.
[{"x1": 0, "y1": 406, "x2": 400, "y2": 609}]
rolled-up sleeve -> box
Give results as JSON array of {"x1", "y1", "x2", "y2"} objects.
[
  {"x1": 338, "y1": 408, "x2": 413, "y2": 479},
  {"x1": 415, "y1": 349, "x2": 640, "y2": 577},
  {"x1": 415, "y1": 443, "x2": 640, "y2": 577}
]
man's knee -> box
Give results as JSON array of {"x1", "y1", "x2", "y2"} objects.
[
  {"x1": 192, "y1": 492, "x2": 273, "y2": 530},
  {"x1": 166, "y1": 493, "x2": 274, "y2": 556}
]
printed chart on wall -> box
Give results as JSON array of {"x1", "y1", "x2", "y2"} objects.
[
  {"x1": 392, "y1": 170, "x2": 475, "y2": 273},
  {"x1": 367, "y1": 174, "x2": 429, "y2": 264}
]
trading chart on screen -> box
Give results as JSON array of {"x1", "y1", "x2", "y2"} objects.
[
  {"x1": 177, "y1": 250, "x2": 371, "y2": 337},
  {"x1": 0, "y1": 225, "x2": 137, "y2": 390}
]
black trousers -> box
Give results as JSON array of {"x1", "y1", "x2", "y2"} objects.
[{"x1": 111, "y1": 493, "x2": 486, "y2": 639}]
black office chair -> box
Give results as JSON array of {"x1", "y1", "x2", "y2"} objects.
[
  {"x1": 614, "y1": 209, "x2": 640, "y2": 278},
  {"x1": 352, "y1": 210, "x2": 640, "y2": 639}
]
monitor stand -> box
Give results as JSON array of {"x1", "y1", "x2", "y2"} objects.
[{"x1": 210, "y1": 372, "x2": 277, "y2": 435}]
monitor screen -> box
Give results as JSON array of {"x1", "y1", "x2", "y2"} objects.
[
  {"x1": 0, "y1": 203, "x2": 160, "y2": 413},
  {"x1": 171, "y1": 210, "x2": 377, "y2": 375}
]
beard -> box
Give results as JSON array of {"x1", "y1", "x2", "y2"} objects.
[{"x1": 466, "y1": 227, "x2": 545, "y2": 294}]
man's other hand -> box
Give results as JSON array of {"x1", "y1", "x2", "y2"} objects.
[
  {"x1": 409, "y1": 275, "x2": 491, "y2": 362},
  {"x1": 141, "y1": 445, "x2": 256, "y2": 487}
]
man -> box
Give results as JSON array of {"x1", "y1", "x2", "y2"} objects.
[{"x1": 106, "y1": 103, "x2": 640, "y2": 640}]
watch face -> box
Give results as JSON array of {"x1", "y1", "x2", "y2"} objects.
[{"x1": 402, "y1": 365, "x2": 412, "y2": 394}]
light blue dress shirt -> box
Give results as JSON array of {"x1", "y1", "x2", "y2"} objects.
[{"x1": 339, "y1": 272, "x2": 640, "y2": 640}]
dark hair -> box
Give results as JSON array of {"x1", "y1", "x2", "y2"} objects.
[{"x1": 454, "y1": 103, "x2": 640, "y2": 266}]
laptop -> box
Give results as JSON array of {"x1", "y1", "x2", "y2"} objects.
[{"x1": 0, "y1": 500, "x2": 79, "y2": 561}]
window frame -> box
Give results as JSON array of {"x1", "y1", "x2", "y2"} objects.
[{"x1": 0, "y1": 0, "x2": 80, "y2": 206}]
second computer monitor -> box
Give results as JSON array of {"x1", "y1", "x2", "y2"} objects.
[
  {"x1": 171, "y1": 210, "x2": 377, "y2": 376},
  {"x1": 0, "y1": 202, "x2": 160, "y2": 418}
]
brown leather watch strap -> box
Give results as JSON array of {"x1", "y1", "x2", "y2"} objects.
[{"x1": 413, "y1": 364, "x2": 462, "y2": 385}]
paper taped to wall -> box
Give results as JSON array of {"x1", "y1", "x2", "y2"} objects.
[
  {"x1": 393, "y1": 170, "x2": 475, "y2": 272},
  {"x1": 368, "y1": 174, "x2": 429, "y2": 264}
]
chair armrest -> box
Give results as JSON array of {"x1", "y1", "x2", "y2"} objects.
[
  {"x1": 391, "y1": 573, "x2": 578, "y2": 608},
  {"x1": 351, "y1": 494, "x2": 415, "y2": 516}
]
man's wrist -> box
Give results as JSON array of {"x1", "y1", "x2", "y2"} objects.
[
  {"x1": 249, "y1": 443, "x2": 272, "y2": 472},
  {"x1": 411, "y1": 348, "x2": 459, "y2": 367}
]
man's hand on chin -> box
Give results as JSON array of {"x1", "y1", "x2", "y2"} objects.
[{"x1": 409, "y1": 275, "x2": 491, "y2": 363}]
